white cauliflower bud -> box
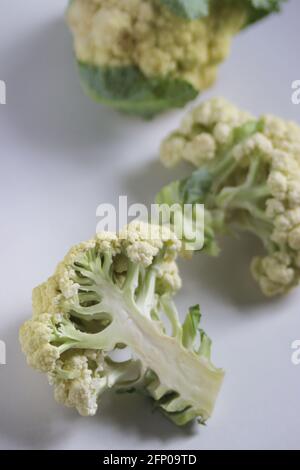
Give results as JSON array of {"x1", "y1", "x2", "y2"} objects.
[
  {"x1": 120, "y1": 221, "x2": 181, "y2": 266},
  {"x1": 156, "y1": 261, "x2": 182, "y2": 293},
  {"x1": 213, "y1": 122, "x2": 232, "y2": 145},
  {"x1": 232, "y1": 133, "x2": 273, "y2": 162},
  {"x1": 267, "y1": 171, "x2": 288, "y2": 200},
  {"x1": 50, "y1": 351, "x2": 107, "y2": 417},
  {"x1": 32, "y1": 278, "x2": 60, "y2": 316},
  {"x1": 160, "y1": 135, "x2": 186, "y2": 168},
  {"x1": 251, "y1": 254, "x2": 295, "y2": 297},
  {"x1": 19, "y1": 313, "x2": 63, "y2": 372},
  {"x1": 182, "y1": 133, "x2": 216, "y2": 166}
]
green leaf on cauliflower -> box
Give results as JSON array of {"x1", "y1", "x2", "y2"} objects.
[
  {"x1": 159, "y1": 0, "x2": 287, "y2": 22},
  {"x1": 246, "y1": 0, "x2": 288, "y2": 25},
  {"x1": 179, "y1": 168, "x2": 213, "y2": 204},
  {"x1": 78, "y1": 63, "x2": 198, "y2": 119}
]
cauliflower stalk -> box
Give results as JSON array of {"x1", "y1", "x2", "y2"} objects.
[
  {"x1": 20, "y1": 222, "x2": 224, "y2": 426},
  {"x1": 157, "y1": 98, "x2": 300, "y2": 296},
  {"x1": 66, "y1": 0, "x2": 286, "y2": 117}
]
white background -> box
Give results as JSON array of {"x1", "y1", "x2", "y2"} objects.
[{"x1": 0, "y1": 0, "x2": 300, "y2": 450}]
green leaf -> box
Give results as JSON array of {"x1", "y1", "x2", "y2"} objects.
[
  {"x1": 159, "y1": 0, "x2": 287, "y2": 23},
  {"x1": 155, "y1": 180, "x2": 181, "y2": 206},
  {"x1": 179, "y1": 168, "x2": 213, "y2": 204},
  {"x1": 182, "y1": 305, "x2": 202, "y2": 350},
  {"x1": 246, "y1": 0, "x2": 287, "y2": 26},
  {"x1": 159, "y1": 0, "x2": 210, "y2": 20},
  {"x1": 198, "y1": 329, "x2": 212, "y2": 360},
  {"x1": 78, "y1": 62, "x2": 198, "y2": 119},
  {"x1": 250, "y1": 0, "x2": 285, "y2": 10},
  {"x1": 232, "y1": 120, "x2": 263, "y2": 143}
]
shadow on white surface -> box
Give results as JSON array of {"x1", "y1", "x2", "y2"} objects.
[
  {"x1": 3, "y1": 18, "x2": 139, "y2": 157},
  {"x1": 122, "y1": 158, "x2": 196, "y2": 208},
  {"x1": 97, "y1": 392, "x2": 196, "y2": 444},
  {"x1": 123, "y1": 160, "x2": 273, "y2": 307},
  {"x1": 181, "y1": 235, "x2": 271, "y2": 308}
]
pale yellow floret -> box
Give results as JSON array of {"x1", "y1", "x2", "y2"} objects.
[
  {"x1": 232, "y1": 133, "x2": 273, "y2": 162},
  {"x1": 50, "y1": 351, "x2": 106, "y2": 417},
  {"x1": 182, "y1": 133, "x2": 216, "y2": 166},
  {"x1": 67, "y1": 0, "x2": 247, "y2": 91},
  {"x1": 120, "y1": 221, "x2": 181, "y2": 266},
  {"x1": 156, "y1": 261, "x2": 182, "y2": 293},
  {"x1": 160, "y1": 136, "x2": 186, "y2": 168},
  {"x1": 288, "y1": 180, "x2": 300, "y2": 208},
  {"x1": 160, "y1": 98, "x2": 253, "y2": 168},
  {"x1": 288, "y1": 227, "x2": 300, "y2": 251},
  {"x1": 251, "y1": 254, "x2": 295, "y2": 297},
  {"x1": 32, "y1": 278, "x2": 60, "y2": 316},
  {"x1": 191, "y1": 97, "x2": 252, "y2": 128},
  {"x1": 19, "y1": 313, "x2": 63, "y2": 372},
  {"x1": 267, "y1": 171, "x2": 288, "y2": 200},
  {"x1": 265, "y1": 199, "x2": 285, "y2": 218},
  {"x1": 213, "y1": 123, "x2": 232, "y2": 145}
]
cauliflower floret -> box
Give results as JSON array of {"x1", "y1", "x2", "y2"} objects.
[
  {"x1": 182, "y1": 133, "x2": 216, "y2": 166},
  {"x1": 19, "y1": 313, "x2": 63, "y2": 372},
  {"x1": 160, "y1": 135, "x2": 186, "y2": 168},
  {"x1": 50, "y1": 351, "x2": 107, "y2": 417},
  {"x1": 20, "y1": 222, "x2": 223, "y2": 425},
  {"x1": 120, "y1": 221, "x2": 181, "y2": 266},
  {"x1": 158, "y1": 98, "x2": 300, "y2": 296},
  {"x1": 251, "y1": 254, "x2": 295, "y2": 297},
  {"x1": 32, "y1": 277, "x2": 60, "y2": 316},
  {"x1": 232, "y1": 133, "x2": 273, "y2": 162},
  {"x1": 156, "y1": 261, "x2": 182, "y2": 293}
]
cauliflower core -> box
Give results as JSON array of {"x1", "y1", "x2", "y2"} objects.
[
  {"x1": 67, "y1": 0, "x2": 246, "y2": 92},
  {"x1": 20, "y1": 222, "x2": 224, "y2": 425},
  {"x1": 158, "y1": 98, "x2": 300, "y2": 297}
]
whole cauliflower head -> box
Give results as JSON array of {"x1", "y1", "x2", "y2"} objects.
[
  {"x1": 66, "y1": 0, "x2": 286, "y2": 117},
  {"x1": 158, "y1": 98, "x2": 300, "y2": 296}
]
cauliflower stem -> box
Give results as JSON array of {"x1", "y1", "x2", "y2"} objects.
[{"x1": 20, "y1": 222, "x2": 224, "y2": 425}]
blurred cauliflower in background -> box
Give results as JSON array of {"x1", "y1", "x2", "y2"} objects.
[
  {"x1": 157, "y1": 98, "x2": 300, "y2": 296},
  {"x1": 66, "y1": 0, "x2": 286, "y2": 117}
]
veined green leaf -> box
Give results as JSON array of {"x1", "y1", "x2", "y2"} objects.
[
  {"x1": 179, "y1": 168, "x2": 213, "y2": 204},
  {"x1": 182, "y1": 305, "x2": 201, "y2": 350},
  {"x1": 159, "y1": 0, "x2": 287, "y2": 23},
  {"x1": 245, "y1": 0, "x2": 287, "y2": 25}
]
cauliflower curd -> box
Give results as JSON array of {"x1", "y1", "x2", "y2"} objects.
[
  {"x1": 68, "y1": 0, "x2": 245, "y2": 91},
  {"x1": 20, "y1": 222, "x2": 224, "y2": 425},
  {"x1": 158, "y1": 98, "x2": 300, "y2": 296},
  {"x1": 67, "y1": 0, "x2": 286, "y2": 117}
]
